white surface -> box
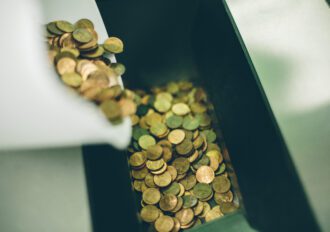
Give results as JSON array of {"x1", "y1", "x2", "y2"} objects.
[
  {"x1": 0, "y1": 147, "x2": 91, "y2": 232},
  {"x1": 0, "y1": 0, "x2": 131, "y2": 151},
  {"x1": 226, "y1": 0, "x2": 330, "y2": 231}
]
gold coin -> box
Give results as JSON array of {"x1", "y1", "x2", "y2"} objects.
[
  {"x1": 219, "y1": 202, "x2": 238, "y2": 214},
  {"x1": 133, "y1": 180, "x2": 144, "y2": 192},
  {"x1": 177, "y1": 183, "x2": 185, "y2": 197},
  {"x1": 154, "y1": 171, "x2": 172, "y2": 187},
  {"x1": 72, "y1": 28, "x2": 93, "y2": 43},
  {"x1": 214, "y1": 191, "x2": 233, "y2": 204},
  {"x1": 196, "y1": 166, "x2": 215, "y2": 184},
  {"x1": 154, "y1": 99, "x2": 171, "y2": 113},
  {"x1": 175, "y1": 208, "x2": 194, "y2": 226},
  {"x1": 146, "y1": 159, "x2": 165, "y2": 171},
  {"x1": 159, "y1": 194, "x2": 178, "y2": 211},
  {"x1": 172, "y1": 103, "x2": 191, "y2": 116},
  {"x1": 129, "y1": 152, "x2": 147, "y2": 168},
  {"x1": 142, "y1": 188, "x2": 161, "y2": 205},
  {"x1": 162, "y1": 146, "x2": 173, "y2": 162},
  {"x1": 212, "y1": 175, "x2": 231, "y2": 193},
  {"x1": 209, "y1": 155, "x2": 220, "y2": 171},
  {"x1": 147, "y1": 145, "x2": 163, "y2": 160},
  {"x1": 61, "y1": 72, "x2": 82, "y2": 87},
  {"x1": 187, "y1": 150, "x2": 199, "y2": 163},
  {"x1": 56, "y1": 57, "x2": 76, "y2": 75},
  {"x1": 167, "y1": 165, "x2": 178, "y2": 181},
  {"x1": 103, "y1": 37, "x2": 124, "y2": 54},
  {"x1": 154, "y1": 215, "x2": 174, "y2": 232},
  {"x1": 119, "y1": 98, "x2": 137, "y2": 116},
  {"x1": 130, "y1": 114, "x2": 140, "y2": 126},
  {"x1": 206, "y1": 150, "x2": 223, "y2": 164},
  {"x1": 172, "y1": 157, "x2": 190, "y2": 174},
  {"x1": 168, "y1": 129, "x2": 185, "y2": 145},
  {"x1": 138, "y1": 135, "x2": 156, "y2": 150},
  {"x1": 140, "y1": 205, "x2": 160, "y2": 223},
  {"x1": 205, "y1": 205, "x2": 223, "y2": 222},
  {"x1": 180, "y1": 218, "x2": 196, "y2": 229},
  {"x1": 171, "y1": 196, "x2": 183, "y2": 213}
]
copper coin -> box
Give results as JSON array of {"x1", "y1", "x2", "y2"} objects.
[{"x1": 196, "y1": 166, "x2": 215, "y2": 184}]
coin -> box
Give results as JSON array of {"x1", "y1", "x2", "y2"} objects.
[
  {"x1": 145, "y1": 173, "x2": 157, "y2": 188},
  {"x1": 176, "y1": 139, "x2": 193, "y2": 156},
  {"x1": 140, "y1": 205, "x2": 160, "y2": 223},
  {"x1": 172, "y1": 157, "x2": 190, "y2": 174},
  {"x1": 159, "y1": 194, "x2": 178, "y2": 211},
  {"x1": 72, "y1": 28, "x2": 93, "y2": 43},
  {"x1": 182, "y1": 195, "x2": 198, "y2": 208},
  {"x1": 212, "y1": 175, "x2": 231, "y2": 193},
  {"x1": 171, "y1": 217, "x2": 181, "y2": 232},
  {"x1": 143, "y1": 188, "x2": 161, "y2": 205},
  {"x1": 56, "y1": 57, "x2": 76, "y2": 75},
  {"x1": 168, "y1": 129, "x2": 185, "y2": 145},
  {"x1": 193, "y1": 183, "x2": 212, "y2": 200},
  {"x1": 205, "y1": 205, "x2": 223, "y2": 222},
  {"x1": 56, "y1": 20, "x2": 74, "y2": 33},
  {"x1": 179, "y1": 174, "x2": 196, "y2": 191},
  {"x1": 146, "y1": 159, "x2": 165, "y2": 171},
  {"x1": 166, "y1": 115, "x2": 183, "y2": 129},
  {"x1": 196, "y1": 166, "x2": 215, "y2": 184},
  {"x1": 175, "y1": 208, "x2": 194, "y2": 226},
  {"x1": 206, "y1": 150, "x2": 223, "y2": 164},
  {"x1": 131, "y1": 167, "x2": 149, "y2": 180},
  {"x1": 182, "y1": 115, "x2": 200, "y2": 131},
  {"x1": 150, "y1": 122, "x2": 168, "y2": 137},
  {"x1": 154, "y1": 215, "x2": 174, "y2": 232},
  {"x1": 154, "y1": 171, "x2": 172, "y2": 187},
  {"x1": 163, "y1": 182, "x2": 181, "y2": 196},
  {"x1": 146, "y1": 145, "x2": 163, "y2": 160},
  {"x1": 129, "y1": 152, "x2": 147, "y2": 168},
  {"x1": 75, "y1": 18, "x2": 94, "y2": 29},
  {"x1": 219, "y1": 202, "x2": 238, "y2": 214},
  {"x1": 103, "y1": 37, "x2": 124, "y2": 54},
  {"x1": 172, "y1": 103, "x2": 191, "y2": 116},
  {"x1": 100, "y1": 100, "x2": 122, "y2": 121},
  {"x1": 199, "y1": 202, "x2": 211, "y2": 218},
  {"x1": 193, "y1": 200, "x2": 204, "y2": 216},
  {"x1": 61, "y1": 72, "x2": 82, "y2": 87},
  {"x1": 139, "y1": 135, "x2": 156, "y2": 150},
  {"x1": 214, "y1": 191, "x2": 233, "y2": 204}
]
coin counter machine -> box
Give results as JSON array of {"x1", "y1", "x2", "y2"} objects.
[{"x1": 0, "y1": 0, "x2": 320, "y2": 232}]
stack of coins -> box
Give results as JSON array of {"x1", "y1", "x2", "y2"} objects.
[
  {"x1": 128, "y1": 81, "x2": 239, "y2": 231},
  {"x1": 46, "y1": 19, "x2": 135, "y2": 123}
]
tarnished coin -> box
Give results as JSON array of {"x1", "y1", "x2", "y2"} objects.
[
  {"x1": 182, "y1": 115, "x2": 200, "y2": 131},
  {"x1": 131, "y1": 166, "x2": 149, "y2": 180},
  {"x1": 150, "y1": 122, "x2": 168, "y2": 137},
  {"x1": 146, "y1": 159, "x2": 165, "y2": 171},
  {"x1": 167, "y1": 165, "x2": 178, "y2": 181},
  {"x1": 212, "y1": 175, "x2": 231, "y2": 193},
  {"x1": 214, "y1": 191, "x2": 234, "y2": 204},
  {"x1": 146, "y1": 145, "x2": 163, "y2": 160},
  {"x1": 159, "y1": 194, "x2": 178, "y2": 211},
  {"x1": 179, "y1": 174, "x2": 197, "y2": 191},
  {"x1": 219, "y1": 202, "x2": 238, "y2": 214},
  {"x1": 100, "y1": 99, "x2": 122, "y2": 121},
  {"x1": 196, "y1": 166, "x2": 215, "y2": 184},
  {"x1": 182, "y1": 195, "x2": 198, "y2": 208},
  {"x1": 168, "y1": 129, "x2": 185, "y2": 145},
  {"x1": 103, "y1": 37, "x2": 124, "y2": 54},
  {"x1": 140, "y1": 205, "x2": 160, "y2": 223},
  {"x1": 73, "y1": 28, "x2": 93, "y2": 43},
  {"x1": 75, "y1": 18, "x2": 94, "y2": 29},
  {"x1": 193, "y1": 183, "x2": 212, "y2": 200},
  {"x1": 163, "y1": 182, "x2": 181, "y2": 196},
  {"x1": 166, "y1": 115, "x2": 183, "y2": 129},
  {"x1": 154, "y1": 215, "x2": 174, "y2": 232},
  {"x1": 176, "y1": 139, "x2": 193, "y2": 156},
  {"x1": 143, "y1": 188, "x2": 161, "y2": 205},
  {"x1": 171, "y1": 217, "x2": 181, "y2": 232},
  {"x1": 193, "y1": 200, "x2": 204, "y2": 216},
  {"x1": 172, "y1": 157, "x2": 190, "y2": 174}
]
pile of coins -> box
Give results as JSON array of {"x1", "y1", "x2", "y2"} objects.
[
  {"x1": 46, "y1": 19, "x2": 136, "y2": 123},
  {"x1": 128, "y1": 81, "x2": 238, "y2": 231}
]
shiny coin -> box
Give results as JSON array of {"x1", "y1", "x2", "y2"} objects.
[
  {"x1": 167, "y1": 165, "x2": 178, "y2": 181},
  {"x1": 146, "y1": 159, "x2": 165, "y2": 171},
  {"x1": 168, "y1": 129, "x2": 185, "y2": 145},
  {"x1": 154, "y1": 215, "x2": 174, "y2": 232},
  {"x1": 171, "y1": 217, "x2": 181, "y2": 232},
  {"x1": 142, "y1": 188, "x2": 161, "y2": 205},
  {"x1": 199, "y1": 202, "x2": 211, "y2": 218},
  {"x1": 171, "y1": 196, "x2": 184, "y2": 213},
  {"x1": 56, "y1": 57, "x2": 76, "y2": 75},
  {"x1": 196, "y1": 166, "x2": 215, "y2": 184},
  {"x1": 103, "y1": 37, "x2": 124, "y2": 54},
  {"x1": 150, "y1": 122, "x2": 168, "y2": 137},
  {"x1": 193, "y1": 200, "x2": 204, "y2": 216},
  {"x1": 146, "y1": 145, "x2": 163, "y2": 160},
  {"x1": 140, "y1": 205, "x2": 160, "y2": 223},
  {"x1": 145, "y1": 173, "x2": 157, "y2": 188},
  {"x1": 206, "y1": 150, "x2": 223, "y2": 164}
]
